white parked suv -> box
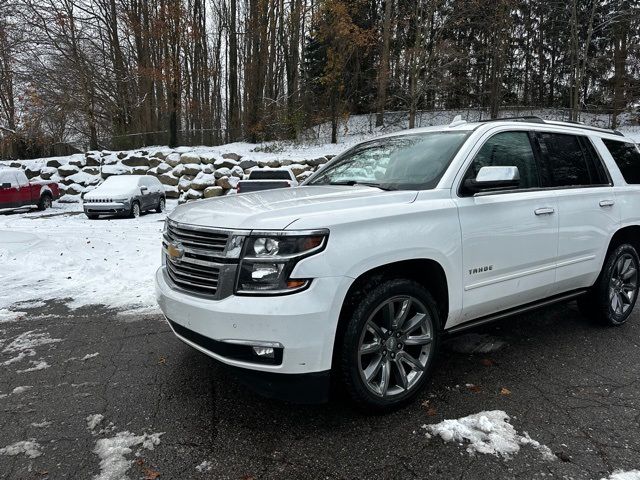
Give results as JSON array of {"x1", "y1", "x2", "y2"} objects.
[{"x1": 156, "y1": 117, "x2": 640, "y2": 411}]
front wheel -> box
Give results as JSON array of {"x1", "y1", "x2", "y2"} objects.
[
  {"x1": 339, "y1": 279, "x2": 440, "y2": 412},
  {"x1": 156, "y1": 197, "x2": 166, "y2": 213},
  {"x1": 130, "y1": 201, "x2": 141, "y2": 218},
  {"x1": 578, "y1": 243, "x2": 639, "y2": 326}
]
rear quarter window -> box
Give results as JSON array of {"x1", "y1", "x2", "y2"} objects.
[{"x1": 603, "y1": 139, "x2": 640, "y2": 184}]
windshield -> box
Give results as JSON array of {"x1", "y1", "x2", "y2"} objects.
[
  {"x1": 101, "y1": 176, "x2": 141, "y2": 189},
  {"x1": 307, "y1": 131, "x2": 468, "y2": 190}
]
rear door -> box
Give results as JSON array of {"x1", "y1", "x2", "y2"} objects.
[
  {"x1": 535, "y1": 132, "x2": 618, "y2": 292},
  {"x1": 455, "y1": 130, "x2": 559, "y2": 321}
]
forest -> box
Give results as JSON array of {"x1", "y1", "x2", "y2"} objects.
[{"x1": 0, "y1": 0, "x2": 638, "y2": 158}]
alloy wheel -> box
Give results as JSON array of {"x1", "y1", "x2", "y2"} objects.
[
  {"x1": 133, "y1": 203, "x2": 140, "y2": 218},
  {"x1": 357, "y1": 295, "x2": 434, "y2": 398},
  {"x1": 609, "y1": 253, "x2": 638, "y2": 316}
]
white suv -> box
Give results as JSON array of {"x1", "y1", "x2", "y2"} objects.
[{"x1": 155, "y1": 117, "x2": 640, "y2": 411}]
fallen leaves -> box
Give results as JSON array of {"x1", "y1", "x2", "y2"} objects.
[
  {"x1": 421, "y1": 400, "x2": 438, "y2": 416},
  {"x1": 480, "y1": 358, "x2": 495, "y2": 367},
  {"x1": 500, "y1": 387, "x2": 511, "y2": 396}
]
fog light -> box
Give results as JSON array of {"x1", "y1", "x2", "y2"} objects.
[{"x1": 252, "y1": 346, "x2": 275, "y2": 358}]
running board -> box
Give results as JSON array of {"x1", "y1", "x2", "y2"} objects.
[{"x1": 446, "y1": 289, "x2": 589, "y2": 335}]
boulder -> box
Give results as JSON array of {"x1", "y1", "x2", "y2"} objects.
[
  {"x1": 85, "y1": 155, "x2": 101, "y2": 167},
  {"x1": 68, "y1": 172, "x2": 100, "y2": 186},
  {"x1": 156, "y1": 163, "x2": 172, "y2": 174},
  {"x1": 180, "y1": 152, "x2": 201, "y2": 164},
  {"x1": 58, "y1": 193, "x2": 81, "y2": 204},
  {"x1": 171, "y1": 164, "x2": 185, "y2": 177},
  {"x1": 185, "y1": 188, "x2": 203, "y2": 200},
  {"x1": 307, "y1": 157, "x2": 328, "y2": 167},
  {"x1": 148, "y1": 157, "x2": 162, "y2": 168},
  {"x1": 214, "y1": 158, "x2": 238, "y2": 169},
  {"x1": 151, "y1": 151, "x2": 167, "y2": 161},
  {"x1": 290, "y1": 163, "x2": 312, "y2": 177},
  {"x1": 122, "y1": 156, "x2": 149, "y2": 167},
  {"x1": 178, "y1": 175, "x2": 195, "y2": 192},
  {"x1": 101, "y1": 164, "x2": 130, "y2": 179},
  {"x1": 325, "y1": 155, "x2": 336, "y2": 161},
  {"x1": 296, "y1": 171, "x2": 314, "y2": 182},
  {"x1": 147, "y1": 167, "x2": 158, "y2": 176},
  {"x1": 46, "y1": 159, "x2": 62, "y2": 168},
  {"x1": 216, "y1": 176, "x2": 240, "y2": 190},
  {"x1": 238, "y1": 159, "x2": 258, "y2": 169},
  {"x1": 278, "y1": 159, "x2": 294, "y2": 166},
  {"x1": 230, "y1": 166, "x2": 244, "y2": 178},
  {"x1": 159, "y1": 173, "x2": 179, "y2": 186},
  {"x1": 68, "y1": 157, "x2": 86, "y2": 168},
  {"x1": 182, "y1": 163, "x2": 202, "y2": 176},
  {"x1": 190, "y1": 173, "x2": 217, "y2": 190},
  {"x1": 40, "y1": 167, "x2": 58, "y2": 180},
  {"x1": 131, "y1": 166, "x2": 149, "y2": 175},
  {"x1": 9, "y1": 162, "x2": 21, "y2": 168},
  {"x1": 66, "y1": 183, "x2": 84, "y2": 195},
  {"x1": 204, "y1": 186, "x2": 224, "y2": 198},
  {"x1": 163, "y1": 185, "x2": 179, "y2": 199},
  {"x1": 24, "y1": 165, "x2": 42, "y2": 179},
  {"x1": 117, "y1": 152, "x2": 128, "y2": 159},
  {"x1": 58, "y1": 164, "x2": 80, "y2": 177},
  {"x1": 222, "y1": 152, "x2": 242, "y2": 161},
  {"x1": 263, "y1": 159, "x2": 280, "y2": 168},
  {"x1": 202, "y1": 165, "x2": 214, "y2": 174},
  {"x1": 82, "y1": 167, "x2": 100, "y2": 176},
  {"x1": 214, "y1": 167, "x2": 231, "y2": 179},
  {"x1": 200, "y1": 153, "x2": 217, "y2": 165},
  {"x1": 165, "y1": 153, "x2": 181, "y2": 167},
  {"x1": 101, "y1": 154, "x2": 118, "y2": 165}
]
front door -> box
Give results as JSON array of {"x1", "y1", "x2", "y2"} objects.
[{"x1": 454, "y1": 130, "x2": 559, "y2": 323}]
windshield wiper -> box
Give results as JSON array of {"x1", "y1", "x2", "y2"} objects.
[{"x1": 328, "y1": 180, "x2": 396, "y2": 191}]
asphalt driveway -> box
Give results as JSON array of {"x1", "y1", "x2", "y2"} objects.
[{"x1": 1, "y1": 300, "x2": 639, "y2": 479}]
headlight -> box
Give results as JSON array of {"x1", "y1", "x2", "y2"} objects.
[{"x1": 235, "y1": 230, "x2": 328, "y2": 295}]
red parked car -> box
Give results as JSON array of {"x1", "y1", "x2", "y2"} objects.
[{"x1": 0, "y1": 167, "x2": 60, "y2": 212}]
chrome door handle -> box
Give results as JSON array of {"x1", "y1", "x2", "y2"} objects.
[
  {"x1": 599, "y1": 200, "x2": 615, "y2": 207},
  {"x1": 534, "y1": 207, "x2": 555, "y2": 215}
]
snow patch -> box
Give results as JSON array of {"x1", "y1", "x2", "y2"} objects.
[
  {"x1": 195, "y1": 460, "x2": 212, "y2": 472},
  {"x1": 0, "y1": 440, "x2": 42, "y2": 459},
  {"x1": 31, "y1": 421, "x2": 52, "y2": 428},
  {"x1": 87, "y1": 414, "x2": 105, "y2": 431},
  {"x1": 81, "y1": 352, "x2": 100, "y2": 361},
  {"x1": 93, "y1": 431, "x2": 164, "y2": 480},
  {"x1": 17, "y1": 360, "x2": 50, "y2": 373},
  {"x1": 602, "y1": 471, "x2": 640, "y2": 480},
  {"x1": 12, "y1": 385, "x2": 33, "y2": 394},
  {"x1": 0, "y1": 309, "x2": 26, "y2": 323},
  {"x1": 422, "y1": 410, "x2": 556, "y2": 461},
  {"x1": 3, "y1": 330, "x2": 62, "y2": 354}
]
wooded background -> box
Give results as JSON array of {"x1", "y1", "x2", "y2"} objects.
[{"x1": 0, "y1": 0, "x2": 638, "y2": 158}]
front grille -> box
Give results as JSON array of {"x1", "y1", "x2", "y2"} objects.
[
  {"x1": 167, "y1": 222, "x2": 228, "y2": 252},
  {"x1": 163, "y1": 221, "x2": 235, "y2": 297}
]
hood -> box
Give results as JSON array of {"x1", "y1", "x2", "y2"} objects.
[
  {"x1": 169, "y1": 185, "x2": 418, "y2": 230},
  {"x1": 84, "y1": 185, "x2": 137, "y2": 199}
]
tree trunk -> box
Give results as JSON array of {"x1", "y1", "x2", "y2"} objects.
[{"x1": 375, "y1": 0, "x2": 393, "y2": 127}]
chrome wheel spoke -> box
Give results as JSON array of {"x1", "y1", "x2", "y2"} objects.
[
  {"x1": 360, "y1": 341, "x2": 381, "y2": 355},
  {"x1": 394, "y1": 359, "x2": 409, "y2": 390},
  {"x1": 401, "y1": 312, "x2": 426, "y2": 335},
  {"x1": 398, "y1": 351, "x2": 424, "y2": 372},
  {"x1": 364, "y1": 355, "x2": 383, "y2": 382},
  {"x1": 404, "y1": 333, "x2": 432, "y2": 346},
  {"x1": 622, "y1": 267, "x2": 637, "y2": 281},
  {"x1": 394, "y1": 298, "x2": 411, "y2": 330},
  {"x1": 379, "y1": 359, "x2": 391, "y2": 396}
]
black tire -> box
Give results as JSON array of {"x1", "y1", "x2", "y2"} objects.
[
  {"x1": 578, "y1": 243, "x2": 639, "y2": 326},
  {"x1": 339, "y1": 278, "x2": 440, "y2": 412},
  {"x1": 37, "y1": 194, "x2": 52, "y2": 211},
  {"x1": 156, "y1": 197, "x2": 166, "y2": 213},
  {"x1": 130, "y1": 201, "x2": 141, "y2": 218},
  {"x1": 86, "y1": 213, "x2": 99, "y2": 220}
]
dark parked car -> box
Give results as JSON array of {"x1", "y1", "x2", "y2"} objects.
[{"x1": 83, "y1": 175, "x2": 165, "y2": 219}]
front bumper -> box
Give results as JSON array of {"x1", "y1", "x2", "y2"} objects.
[
  {"x1": 83, "y1": 202, "x2": 129, "y2": 215},
  {"x1": 155, "y1": 267, "x2": 350, "y2": 376}
]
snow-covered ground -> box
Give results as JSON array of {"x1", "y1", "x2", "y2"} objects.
[{"x1": 0, "y1": 201, "x2": 175, "y2": 316}]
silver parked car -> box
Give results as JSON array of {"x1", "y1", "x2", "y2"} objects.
[{"x1": 83, "y1": 175, "x2": 165, "y2": 219}]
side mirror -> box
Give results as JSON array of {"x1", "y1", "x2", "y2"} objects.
[
  {"x1": 140, "y1": 186, "x2": 149, "y2": 194},
  {"x1": 0, "y1": 183, "x2": 11, "y2": 189},
  {"x1": 464, "y1": 166, "x2": 520, "y2": 194}
]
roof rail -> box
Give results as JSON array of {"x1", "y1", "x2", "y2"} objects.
[{"x1": 476, "y1": 116, "x2": 625, "y2": 137}]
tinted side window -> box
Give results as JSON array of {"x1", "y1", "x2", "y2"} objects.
[
  {"x1": 465, "y1": 131, "x2": 540, "y2": 189},
  {"x1": 603, "y1": 139, "x2": 640, "y2": 184},
  {"x1": 537, "y1": 132, "x2": 596, "y2": 187},
  {"x1": 579, "y1": 137, "x2": 610, "y2": 184}
]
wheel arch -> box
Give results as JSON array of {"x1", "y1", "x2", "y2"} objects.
[
  {"x1": 607, "y1": 225, "x2": 640, "y2": 258},
  {"x1": 331, "y1": 258, "x2": 449, "y2": 368}
]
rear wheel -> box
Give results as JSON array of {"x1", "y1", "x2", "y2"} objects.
[
  {"x1": 339, "y1": 278, "x2": 440, "y2": 412},
  {"x1": 156, "y1": 197, "x2": 166, "y2": 213},
  {"x1": 37, "y1": 194, "x2": 52, "y2": 211},
  {"x1": 578, "y1": 243, "x2": 639, "y2": 326}
]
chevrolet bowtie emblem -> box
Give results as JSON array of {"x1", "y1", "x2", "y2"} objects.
[{"x1": 167, "y1": 242, "x2": 184, "y2": 262}]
